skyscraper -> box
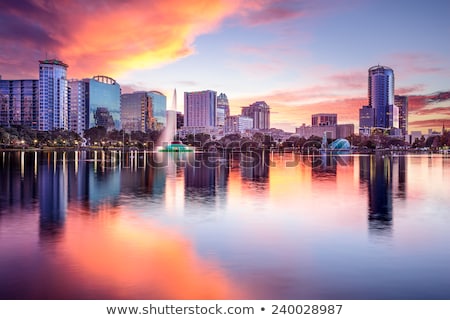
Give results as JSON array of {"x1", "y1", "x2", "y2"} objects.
[
  {"x1": 368, "y1": 65, "x2": 395, "y2": 129},
  {"x1": 68, "y1": 79, "x2": 89, "y2": 135},
  {"x1": 88, "y1": 76, "x2": 121, "y2": 130},
  {"x1": 68, "y1": 75, "x2": 121, "y2": 134},
  {"x1": 0, "y1": 79, "x2": 39, "y2": 129},
  {"x1": 147, "y1": 91, "x2": 167, "y2": 130},
  {"x1": 394, "y1": 95, "x2": 408, "y2": 135},
  {"x1": 184, "y1": 90, "x2": 217, "y2": 128},
  {"x1": 216, "y1": 93, "x2": 230, "y2": 127},
  {"x1": 39, "y1": 59, "x2": 69, "y2": 131},
  {"x1": 241, "y1": 101, "x2": 270, "y2": 130}
]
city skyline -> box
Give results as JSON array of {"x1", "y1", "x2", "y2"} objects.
[{"x1": 1, "y1": 0, "x2": 449, "y2": 133}]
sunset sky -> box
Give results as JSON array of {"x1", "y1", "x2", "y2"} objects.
[{"x1": 1, "y1": 0, "x2": 449, "y2": 133}]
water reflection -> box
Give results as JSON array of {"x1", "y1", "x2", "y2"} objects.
[
  {"x1": 359, "y1": 155, "x2": 407, "y2": 236},
  {"x1": 38, "y1": 152, "x2": 67, "y2": 238},
  {"x1": 1, "y1": 151, "x2": 450, "y2": 299}
]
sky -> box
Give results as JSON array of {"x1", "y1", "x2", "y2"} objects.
[{"x1": 1, "y1": 0, "x2": 449, "y2": 133}]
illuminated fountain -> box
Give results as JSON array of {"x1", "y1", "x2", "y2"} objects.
[{"x1": 157, "y1": 89, "x2": 193, "y2": 152}]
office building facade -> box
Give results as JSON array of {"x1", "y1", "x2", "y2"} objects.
[
  {"x1": 88, "y1": 76, "x2": 121, "y2": 131},
  {"x1": 395, "y1": 95, "x2": 408, "y2": 135},
  {"x1": 368, "y1": 65, "x2": 395, "y2": 129},
  {"x1": 39, "y1": 59, "x2": 69, "y2": 131},
  {"x1": 0, "y1": 79, "x2": 39, "y2": 129},
  {"x1": 184, "y1": 90, "x2": 217, "y2": 128}
]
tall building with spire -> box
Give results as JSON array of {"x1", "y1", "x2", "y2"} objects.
[{"x1": 39, "y1": 59, "x2": 69, "y2": 131}]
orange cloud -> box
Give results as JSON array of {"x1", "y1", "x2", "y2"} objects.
[{"x1": 0, "y1": 0, "x2": 241, "y2": 78}]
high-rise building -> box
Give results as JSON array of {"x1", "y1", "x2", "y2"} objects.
[
  {"x1": 241, "y1": 101, "x2": 270, "y2": 130},
  {"x1": 121, "y1": 91, "x2": 161, "y2": 133},
  {"x1": 39, "y1": 59, "x2": 69, "y2": 131},
  {"x1": 88, "y1": 76, "x2": 121, "y2": 131},
  {"x1": 147, "y1": 91, "x2": 167, "y2": 130},
  {"x1": 68, "y1": 79, "x2": 89, "y2": 135},
  {"x1": 368, "y1": 65, "x2": 395, "y2": 129},
  {"x1": 216, "y1": 93, "x2": 230, "y2": 127},
  {"x1": 395, "y1": 95, "x2": 408, "y2": 135},
  {"x1": 0, "y1": 79, "x2": 39, "y2": 129},
  {"x1": 312, "y1": 113, "x2": 337, "y2": 126},
  {"x1": 359, "y1": 65, "x2": 400, "y2": 135},
  {"x1": 184, "y1": 90, "x2": 217, "y2": 128},
  {"x1": 68, "y1": 76, "x2": 121, "y2": 133}
]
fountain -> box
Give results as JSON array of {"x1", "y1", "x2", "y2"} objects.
[{"x1": 157, "y1": 89, "x2": 193, "y2": 152}]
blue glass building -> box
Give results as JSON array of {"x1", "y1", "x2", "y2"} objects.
[{"x1": 368, "y1": 65, "x2": 395, "y2": 129}]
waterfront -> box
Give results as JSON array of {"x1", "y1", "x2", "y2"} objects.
[{"x1": 0, "y1": 151, "x2": 450, "y2": 299}]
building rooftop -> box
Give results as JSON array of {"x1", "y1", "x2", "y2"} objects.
[{"x1": 39, "y1": 59, "x2": 68, "y2": 68}]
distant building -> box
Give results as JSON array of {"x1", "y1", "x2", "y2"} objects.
[
  {"x1": 216, "y1": 93, "x2": 230, "y2": 127},
  {"x1": 39, "y1": 59, "x2": 69, "y2": 131},
  {"x1": 296, "y1": 114, "x2": 354, "y2": 139},
  {"x1": 120, "y1": 91, "x2": 166, "y2": 133},
  {"x1": 225, "y1": 115, "x2": 253, "y2": 134},
  {"x1": 312, "y1": 113, "x2": 337, "y2": 126},
  {"x1": 395, "y1": 95, "x2": 408, "y2": 135},
  {"x1": 359, "y1": 105, "x2": 375, "y2": 135},
  {"x1": 0, "y1": 79, "x2": 39, "y2": 129},
  {"x1": 184, "y1": 90, "x2": 217, "y2": 128},
  {"x1": 241, "y1": 101, "x2": 270, "y2": 130}
]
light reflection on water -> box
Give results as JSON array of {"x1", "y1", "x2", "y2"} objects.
[{"x1": 0, "y1": 150, "x2": 450, "y2": 299}]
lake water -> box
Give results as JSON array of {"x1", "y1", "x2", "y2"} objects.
[{"x1": 0, "y1": 150, "x2": 449, "y2": 299}]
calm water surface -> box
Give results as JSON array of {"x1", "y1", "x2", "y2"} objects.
[{"x1": 0, "y1": 150, "x2": 449, "y2": 299}]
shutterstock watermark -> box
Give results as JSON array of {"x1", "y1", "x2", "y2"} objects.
[{"x1": 96, "y1": 140, "x2": 351, "y2": 170}]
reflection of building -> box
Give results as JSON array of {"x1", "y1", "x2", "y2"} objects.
[
  {"x1": 0, "y1": 152, "x2": 39, "y2": 212},
  {"x1": 68, "y1": 75, "x2": 121, "y2": 133},
  {"x1": 39, "y1": 152, "x2": 68, "y2": 236},
  {"x1": 39, "y1": 59, "x2": 69, "y2": 131},
  {"x1": 224, "y1": 115, "x2": 253, "y2": 133},
  {"x1": 184, "y1": 90, "x2": 217, "y2": 128},
  {"x1": 359, "y1": 155, "x2": 393, "y2": 231},
  {"x1": 240, "y1": 151, "x2": 269, "y2": 181},
  {"x1": 184, "y1": 154, "x2": 229, "y2": 206},
  {"x1": 0, "y1": 79, "x2": 39, "y2": 129},
  {"x1": 216, "y1": 93, "x2": 230, "y2": 127},
  {"x1": 241, "y1": 101, "x2": 270, "y2": 130}
]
